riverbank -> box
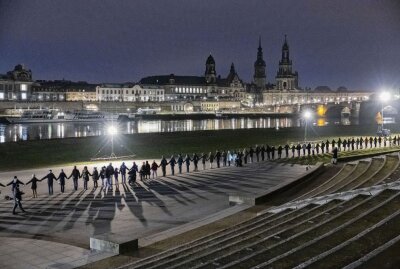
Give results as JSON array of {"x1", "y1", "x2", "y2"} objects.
[
  {"x1": 132, "y1": 112, "x2": 296, "y2": 121},
  {"x1": 0, "y1": 124, "x2": 398, "y2": 172},
  {"x1": 0, "y1": 112, "x2": 296, "y2": 124}
]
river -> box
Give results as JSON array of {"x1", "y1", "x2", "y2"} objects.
[{"x1": 0, "y1": 116, "x2": 353, "y2": 143}]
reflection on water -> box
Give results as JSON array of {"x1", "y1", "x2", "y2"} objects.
[{"x1": 0, "y1": 117, "x2": 352, "y2": 143}]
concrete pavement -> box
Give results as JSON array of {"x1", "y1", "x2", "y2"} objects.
[{"x1": 0, "y1": 159, "x2": 314, "y2": 268}]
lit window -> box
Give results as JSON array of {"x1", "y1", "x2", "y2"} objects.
[{"x1": 0, "y1": 92, "x2": 3, "y2": 100}]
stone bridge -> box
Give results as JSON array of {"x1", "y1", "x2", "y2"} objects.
[{"x1": 271, "y1": 101, "x2": 362, "y2": 119}]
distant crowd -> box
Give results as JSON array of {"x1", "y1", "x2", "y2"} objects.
[{"x1": 1, "y1": 135, "x2": 399, "y2": 214}]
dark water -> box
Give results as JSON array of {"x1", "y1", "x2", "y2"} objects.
[{"x1": 0, "y1": 117, "x2": 352, "y2": 143}]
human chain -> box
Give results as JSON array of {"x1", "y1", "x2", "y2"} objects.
[{"x1": 1, "y1": 135, "x2": 399, "y2": 214}]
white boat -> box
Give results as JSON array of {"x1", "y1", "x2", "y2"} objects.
[
  {"x1": 66, "y1": 110, "x2": 119, "y2": 122},
  {"x1": 6, "y1": 109, "x2": 119, "y2": 124},
  {"x1": 215, "y1": 111, "x2": 228, "y2": 118}
]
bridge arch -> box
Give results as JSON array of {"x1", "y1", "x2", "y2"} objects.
[{"x1": 325, "y1": 105, "x2": 350, "y2": 118}]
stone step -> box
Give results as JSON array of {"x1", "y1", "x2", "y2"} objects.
[
  {"x1": 337, "y1": 157, "x2": 385, "y2": 192},
  {"x1": 161, "y1": 204, "x2": 339, "y2": 269},
  {"x1": 295, "y1": 162, "x2": 356, "y2": 201},
  {"x1": 121, "y1": 205, "x2": 300, "y2": 269},
  {"x1": 192, "y1": 190, "x2": 396, "y2": 269},
  {"x1": 320, "y1": 160, "x2": 370, "y2": 195},
  {"x1": 145, "y1": 193, "x2": 369, "y2": 269},
  {"x1": 260, "y1": 190, "x2": 400, "y2": 268},
  {"x1": 128, "y1": 205, "x2": 319, "y2": 269},
  {"x1": 306, "y1": 162, "x2": 357, "y2": 198},
  {"x1": 342, "y1": 235, "x2": 400, "y2": 269},
  {"x1": 300, "y1": 207, "x2": 400, "y2": 268},
  {"x1": 358, "y1": 154, "x2": 400, "y2": 189}
]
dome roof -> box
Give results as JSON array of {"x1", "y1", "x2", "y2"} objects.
[{"x1": 206, "y1": 54, "x2": 215, "y2": 65}]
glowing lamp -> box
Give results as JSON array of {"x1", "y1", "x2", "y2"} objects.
[
  {"x1": 107, "y1": 125, "x2": 118, "y2": 136},
  {"x1": 379, "y1": 92, "x2": 390, "y2": 102},
  {"x1": 303, "y1": 110, "x2": 312, "y2": 120}
]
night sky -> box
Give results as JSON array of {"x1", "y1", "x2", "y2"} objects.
[{"x1": 0, "y1": 0, "x2": 399, "y2": 91}]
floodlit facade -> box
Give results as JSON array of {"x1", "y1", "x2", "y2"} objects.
[
  {"x1": 261, "y1": 36, "x2": 371, "y2": 106},
  {"x1": 96, "y1": 84, "x2": 164, "y2": 102},
  {"x1": 138, "y1": 56, "x2": 247, "y2": 102},
  {"x1": 0, "y1": 64, "x2": 34, "y2": 101},
  {"x1": 32, "y1": 80, "x2": 97, "y2": 102}
]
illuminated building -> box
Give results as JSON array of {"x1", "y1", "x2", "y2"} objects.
[
  {"x1": 96, "y1": 84, "x2": 164, "y2": 102},
  {"x1": 138, "y1": 55, "x2": 246, "y2": 101},
  {"x1": 0, "y1": 64, "x2": 33, "y2": 101},
  {"x1": 262, "y1": 36, "x2": 372, "y2": 108},
  {"x1": 32, "y1": 80, "x2": 97, "y2": 102}
]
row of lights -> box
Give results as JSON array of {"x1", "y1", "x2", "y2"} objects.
[{"x1": 301, "y1": 91, "x2": 393, "y2": 120}]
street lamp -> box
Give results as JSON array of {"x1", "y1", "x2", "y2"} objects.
[
  {"x1": 380, "y1": 91, "x2": 390, "y2": 102},
  {"x1": 303, "y1": 110, "x2": 312, "y2": 142},
  {"x1": 107, "y1": 125, "x2": 118, "y2": 158},
  {"x1": 379, "y1": 91, "x2": 391, "y2": 132},
  {"x1": 107, "y1": 125, "x2": 118, "y2": 136},
  {"x1": 303, "y1": 110, "x2": 312, "y2": 120}
]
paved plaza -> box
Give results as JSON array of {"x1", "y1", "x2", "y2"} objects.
[
  {"x1": 0, "y1": 237, "x2": 115, "y2": 269},
  {"x1": 0, "y1": 160, "x2": 313, "y2": 268}
]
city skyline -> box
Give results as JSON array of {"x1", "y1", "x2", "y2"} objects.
[{"x1": 1, "y1": 0, "x2": 399, "y2": 91}]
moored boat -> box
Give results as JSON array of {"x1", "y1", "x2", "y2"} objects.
[{"x1": 6, "y1": 109, "x2": 119, "y2": 124}]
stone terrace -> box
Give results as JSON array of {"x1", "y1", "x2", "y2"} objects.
[{"x1": 0, "y1": 161, "x2": 313, "y2": 267}]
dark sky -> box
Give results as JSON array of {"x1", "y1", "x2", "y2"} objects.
[{"x1": 0, "y1": 0, "x2": 399, "y2": 90}]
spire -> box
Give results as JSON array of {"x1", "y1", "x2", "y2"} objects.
[
  {"x1": 253, "y1": 36, "x2": 266, "y2": 88},
  {"x1": 281, "y1": 35, "x2": 290, "y2": 62},
  {"x1": 227, "y1": 62, "x2": 238, "y2": 81},
  {"x1": 283, "y1": 34, "x2": 289, "y2": 50},
  {"x1": 256, "y1": 37, "x2": 265, "y2": 66},
  {"x1": 230, "y1": 62, "x2": 235, "y2": 74}
]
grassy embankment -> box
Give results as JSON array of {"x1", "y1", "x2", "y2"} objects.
[
  {"x1": 275, "y1": 146, "x2": 400, "y2": 165},
  {"x1": 1, "y1": 124, "x2": 400, "y2": 172}
]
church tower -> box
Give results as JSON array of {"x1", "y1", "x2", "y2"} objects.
[
  {"x1": 253, "y1": 37, "x2": 266, "y2": 89},
  {"x1": 205, "y1": 54, "x2": 217, "y2": 84},
  {"x1": 276, "y1": 35, "x2": 298, "y2": 91}
]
